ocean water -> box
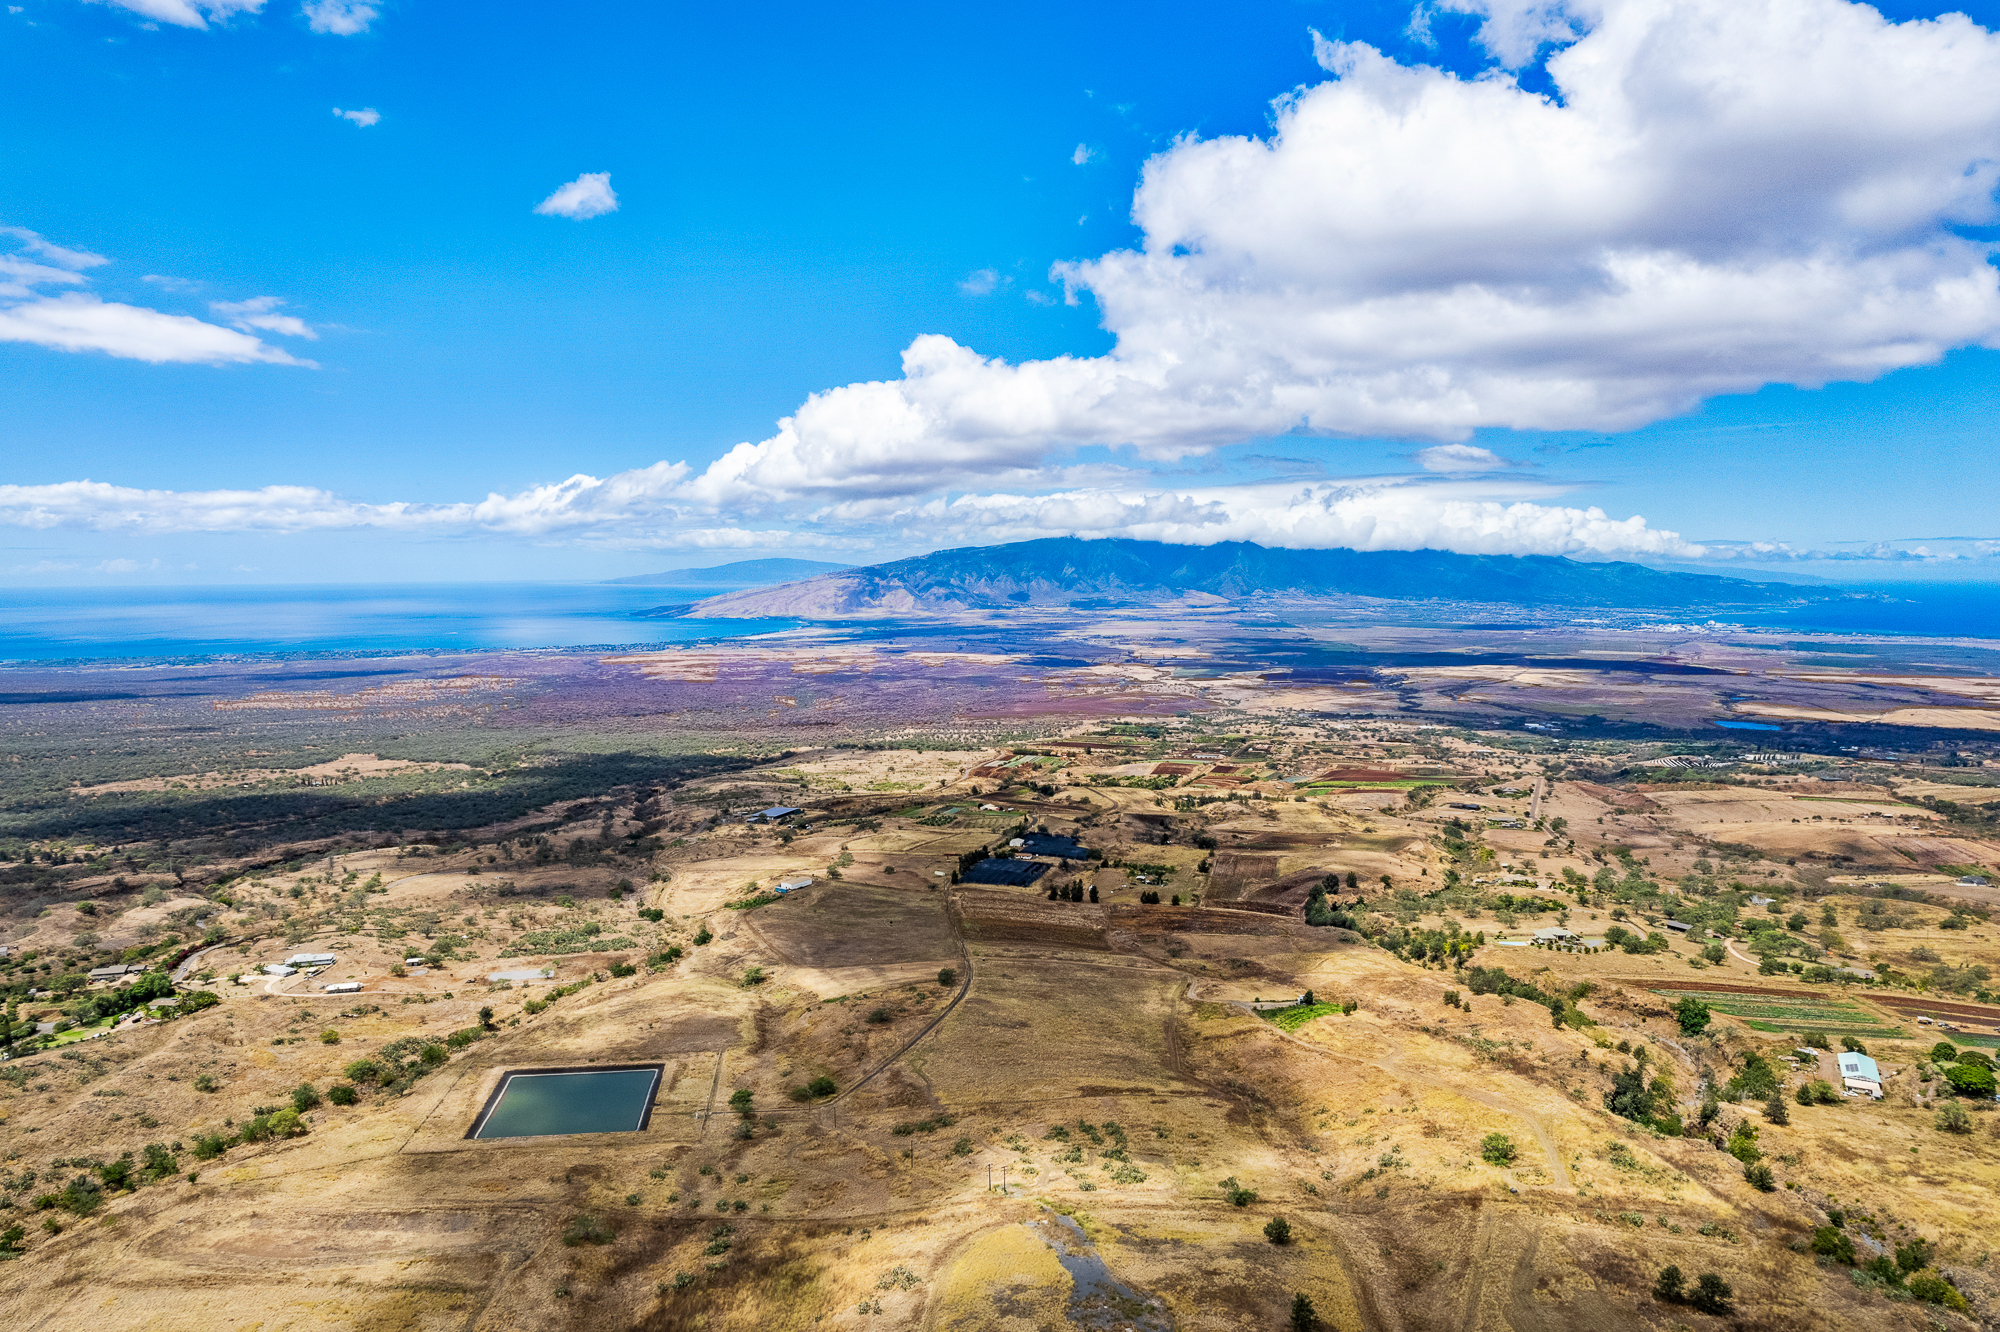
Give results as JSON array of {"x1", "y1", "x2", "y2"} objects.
[
  {"x1": 1728, "y1": 582, "x2": 2000, "y2": 638},
  {"x1": 0, "y1": 583, "x2": 798, "y2": 663},
  {"x1": 0, "y1": 577, "x2": 1995, "y2": 665}
]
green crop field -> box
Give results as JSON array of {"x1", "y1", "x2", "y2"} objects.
[{"x1": 1652, "y1": 989, "x2": 1908, "y2": 1040}]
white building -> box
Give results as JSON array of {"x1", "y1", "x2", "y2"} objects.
[
  {"x1": 287, "y1": 952, "x2": 337, "y2": 968},
  {"x1": 1837, "y1": 1051, "x2": 1883, "y2": 1098}
]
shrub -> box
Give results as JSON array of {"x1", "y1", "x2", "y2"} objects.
[
  {"x1": 1810, "y1": 1225, "x2": 1855, "y2": 1264},
  {"x1": 140, "y1": 1142, "x2": 179, "y2": 1181},
  {"x1": 291, "y1": 1083, "x2": 322, "y2": 1112},
  {"x1": 1796, "y1": 1079, "x2": 1838, "y2": 1105},
  {"x1": 1653, "y1": 1265, "x2": 1684, "y2": 1303},
  {"x1": 950, "y1": 1136, "x2": 974, "y2": 1157},
  {"x1": 1743, "y1": 1161, "x2": 1775, "y2": 1191},
  {"x1": 560, "y1": 1215, "x2": 614, "y2": 1247},
  {"x1": 865, "y1": 1007, "x2": 893, "y2": 1024},
  {"x1": 1930, "y1": 1041, "x2": 1959, "y2": 1063},
  {"x1": 804, "y1": 1076, "x2": 836, "y2": 1098},
  {"x1": 639, "y1": 908, "x2": 665, "y2": 922},
  {"x1": 1672, "y1": 997, "x2": 1711, "y2": 1036},
  {"x1": 328, "y1": 1083, "x2": 358, "y2": 1106},
  {"x1": 1480, "y1": 1133, "x2": 1518, "y2": 1166},
  {"x1": 741, "y1": 966, "x2": 766, "y2": 987},
  {"x1": 1689, "y1": 1273, "x2": 1733, "y2": 1315},
  {"x1": 1220, "y1": 1176, "x2": 1258, "y2": 1206},
  {"x1": 937, "y1": 968, "x2": 956, "y2": 987},
  {"x1": 693, "y1": 926, "x2": 713, "y2": 946},
  {"x1": 319, "y1": 1029, "x2": 340, "y2": 1044},
  {"x1": 1801, "y1": 1030, "x2": 1832, "y2": 1050},
  {"x1": 609, "y1": 961, "x2": 637, "y2": 978},
  {"x1": 193, "y1": 1073, "x2": 219, "y2": 1093},
  {"x1": 420, "y1": 1043, "x2": 449, "y2": 1066},
  {"x1": 1264, "y1": 1217, "x2": 1292, "y2": 1245},
  {"x1": 344, "y1": 1059, "x2": 383, "y2": 1085},
  {"x1": 1945, "y1": 1062, "x2": 1996, "y2": 1097},
  {"x1": 1906, "y1": 1269, "x2": 1970, "y2": 1312},
  {"x1": 191, "y1": 1133, "x2": 230, "y2": 1160},
  {"x1": 1290, "y1": 1293, "x2": 1317, "y2": 1331},
  {"x1": 1763, "y1": 1092, "x2": 1789, "y2": 1126},
  {"x1": 1935, "y1": 1101, "x2": 1973, "y2": 1134}
]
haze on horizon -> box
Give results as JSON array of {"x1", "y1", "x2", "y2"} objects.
[{"x1": 3, "y1": 0, "x2": 2000, "y2": 586}]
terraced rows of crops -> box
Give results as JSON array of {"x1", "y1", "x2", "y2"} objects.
[{"x1": 1650, "y1": 989, "x2": 1908, "y2": 1040}]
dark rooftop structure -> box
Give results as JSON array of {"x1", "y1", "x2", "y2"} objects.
[
  {"x1": 961, "y1": 858, "x2": 1051, "y2": 887},
  {"x1": 1019, "y1": 833, "x2": 1089, "y2": 860}
]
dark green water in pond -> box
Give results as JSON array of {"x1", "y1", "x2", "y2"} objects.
[{"x1": 474, "y1": 1069, "x2": 657, "y2": 1138}]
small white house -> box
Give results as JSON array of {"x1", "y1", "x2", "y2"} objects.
[
  {"x1": 288, "y1": 952, "x2": 337, "y2": 968},
  {"x1": 324, "y1": 981, "x2": 362, "y2": 994},
  {"x1": 775, "y1": 876, "x2": 813, "y2": 894},
  {"x1": 1838, "y1": 1051, "x2": 1883, "y2": 1098},
  {"x1": 262, "y1": 963, "x2": 297, "y2": 978}
]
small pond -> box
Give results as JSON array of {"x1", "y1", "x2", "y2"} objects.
[{"x1": 467, "y1": 1064, "x2": 663, "y2": 1139}]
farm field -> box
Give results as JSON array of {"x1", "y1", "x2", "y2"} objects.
[
  {"x1": 1646, "y1": 987, "x2": 1908, "y2": 1040},
  {"x1": 3, "y1": 657, "x2": 2000, "y2": 1332}
]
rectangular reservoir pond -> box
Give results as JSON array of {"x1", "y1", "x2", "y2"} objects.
[{"x1": 467, "y1": 1064, "x2": 663, "y2": 1139}]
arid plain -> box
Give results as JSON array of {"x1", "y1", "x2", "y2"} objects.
[{"x1": 3, "y1": 621, "x2": 2000, "y2": 1332}]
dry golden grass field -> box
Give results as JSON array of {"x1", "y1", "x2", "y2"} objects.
[{"x1": 3, "y1": 727, "x2": 2000, "y2": 1332}]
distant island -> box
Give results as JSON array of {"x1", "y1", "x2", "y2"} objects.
[
  {"x1": 641, "y1": 536, "x2": 1838, "y2": 619},
  {"x1": 607, "y1": 557, "x2": 853, "y2": 586}
]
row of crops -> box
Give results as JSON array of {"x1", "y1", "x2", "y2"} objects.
[{"x1": 1652, "y1": 989, "x2": 1908, "y2": 1040}]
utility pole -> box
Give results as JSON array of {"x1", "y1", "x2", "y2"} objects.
[{"x1": 986, "y1": 1164, "x2": 992, "y2": 1192}]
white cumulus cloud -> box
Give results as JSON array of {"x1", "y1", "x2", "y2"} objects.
[
  {"x1": 0, "y1": 226, "x2": 312, "y2": 365},
  {"x1": 663, "y1": 0, "x2": 2000, "y2": 511},
  {"x1": 534, "y1": 172, "x2": 619, "y2": 220},
  {"x1": 302, "y1": 0, "x2": 374, "y2": 35},
  {"x1": 87, "y1": 0, "x2": 263, "y2": 29},
  {"x1": 0, "y1": 464, "x2": 1701, "y2": 561},
  {"x1": 1072, "y1": 143, "x2": 1096, "y2": 166},
  {"x1": 332, "y1": 106, "x2": 380, "y2": 127}
]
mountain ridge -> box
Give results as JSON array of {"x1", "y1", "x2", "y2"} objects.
[{"x1": 652, "y1": 538, "x2": 1832, "y2": 619}]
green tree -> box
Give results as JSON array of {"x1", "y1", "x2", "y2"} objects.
[
  {"x1": 1763, "y1": 1092, "x2": 1789, "y2": 1126},
  {"x1": 937, "y1": 968, "x2": 956, "y2": 987},
  {"x1": 1653, "y1": 1265, "x2": 1684, "y2": 1303},
  {"x1": 1480, "y1": 1133, "x2": 1518, "y2": 1165},
  {"x1": 1743, "y1": 1161, "x2": 1775, "y2": 1191},
  {"x1": 1945, "y1": 1062, "x2": 1996, "y2": 1097},
  {"x1": 1289, "y1": 1293, "x2": 1318, "y2": 1332},
  {"x1": 1604, "y1": 1063, "x2": 1656, "y2": 1123},
  {"x1": 1689, "y1": 1273, "x2": 1733, "y2": 1315},
  {"x1": 1673, "y1": 997, "x2": 1711, "y2": 1036},
  {"x1": 1264, "y1": 1216, "x2": 1292, "y2": 1245},
  {"x1": 291, "y1": 1082, "x2": 322, "y2": 1112}
]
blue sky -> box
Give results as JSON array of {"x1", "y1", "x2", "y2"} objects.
[{"x1": 3, "y1": 0, "x2": 2000, "y2": 583}]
